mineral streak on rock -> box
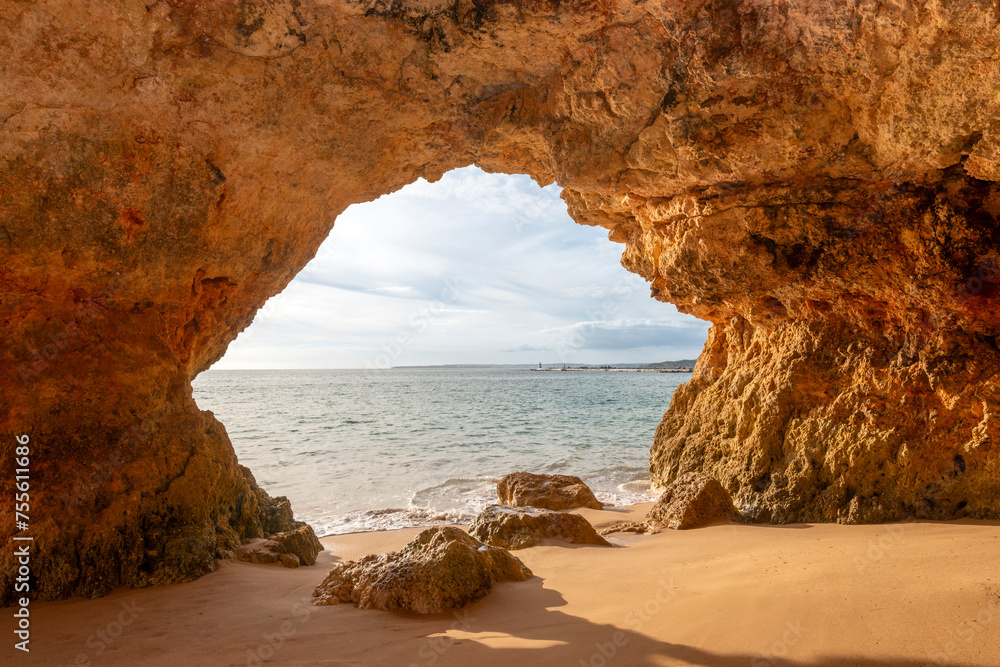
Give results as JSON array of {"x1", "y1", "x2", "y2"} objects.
[
  {"x1": 312, "y1": 527, "x2": 533, "y2": 613},
  {"x1": 497, "y1": 472, "x2": 604, "y2": 511},
  {"x1": 470, "y1": 504, "x2": 611, "y2": 549},
  {"x1": 3, "y1": 0, "x2": 1000, "y2": 601}
]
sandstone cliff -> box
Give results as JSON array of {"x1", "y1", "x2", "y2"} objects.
[{"x1": 3, "y1": 0, "x2": 999, "y2": 601}]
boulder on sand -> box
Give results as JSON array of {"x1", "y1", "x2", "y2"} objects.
[
  {"x1": 497, "y1": 472, "x2": 603, "y2": 511},
  {"x1": 313, "y1": 527, "x2": 533, "y2": 613},
  {"x1": 470, "y1": 504, "x2": 611, "y2": 549},
  {"x1": 602, "y1": 472, "x2": 740, "y2": 535},
  {"x1": 269, "y1": 525, "x2": 323, "y2": 566},
  {"x1": 648, "y1": 472, "x2": 740, "y2": 529}
]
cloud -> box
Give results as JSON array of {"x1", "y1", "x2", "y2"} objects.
[
  {"x1": 368, "y1": 285, "x2": 413, "y2": 294},
  {"x1": 501, "y1": 343, "x2": 552, "y2": 353},
  {"x1": 209, "y1": 166, "x2": 709, "y2": 370},
  {"x1": 546, "y1": 319, "x2": 711, "y2": 351}
]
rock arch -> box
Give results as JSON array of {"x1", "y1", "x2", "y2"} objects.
[{"x1": 2, "y1": 0, "x2": 999, "y2": 601}]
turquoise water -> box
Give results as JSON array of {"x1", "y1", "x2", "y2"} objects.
[{"x1": 192, "y1": 367, "x2": 689, "y2": 535}]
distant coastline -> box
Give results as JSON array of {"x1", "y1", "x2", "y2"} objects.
[
  {"x1": 531, "y1": 366, "x2": 693, "y2": 373},
  {"x1": 391, "y1": 360, "x2": 697, "y2": 371}
]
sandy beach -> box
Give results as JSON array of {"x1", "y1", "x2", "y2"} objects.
[{"x1": 8, "y1": 504, "x2": 998, "y2": 666}]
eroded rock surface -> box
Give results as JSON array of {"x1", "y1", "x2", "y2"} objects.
[
  {"x1": 470, "y1": 504, "x2": 611, "y2": 549},
  {"x1": 497, "y1": 472, "x2": 603, "y2": 511},
  {"x1": 236, "y1": 525, "x2": 323, "y2": 567},
  {"x1": 237, "y1": 541, "x2": 283, "y2": 565},
  {"x1": 4, "y1": 0, "x2": 1000, "y2": 601},
  {"x1": 312, "y1": 527, "x2": 532, "y2": 613}
]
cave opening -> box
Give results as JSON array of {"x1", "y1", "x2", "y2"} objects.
[{"x1": 191, "y1": 166, "x2": 710, "y2": 536}]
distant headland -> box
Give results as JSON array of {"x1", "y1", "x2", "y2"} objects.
[
  {"x1": 531, "y1": 360, "x2": 696, "y2": 373},
  {"x1": 389, "y1": 361, "x2": 697, "y2": 372}
]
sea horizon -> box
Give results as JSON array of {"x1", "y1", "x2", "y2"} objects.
[
  {"x1": 201, "y1": 359, "x2": 699, "y2": 371},
  {"x1": 193, "y1": 366, "x2": 692, "y2": 536}
]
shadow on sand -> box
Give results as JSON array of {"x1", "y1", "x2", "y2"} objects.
[{"x1": 303, "y1": 576, "x2": 968, "y2": 667}]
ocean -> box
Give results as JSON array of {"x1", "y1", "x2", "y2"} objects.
[{"x1": 192, "y1": 367, "x2": 689, "y2": 536}]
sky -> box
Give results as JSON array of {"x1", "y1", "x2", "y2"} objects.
[{"x1": 211, "y1": 166, "x2": 710, "y2": 369}]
